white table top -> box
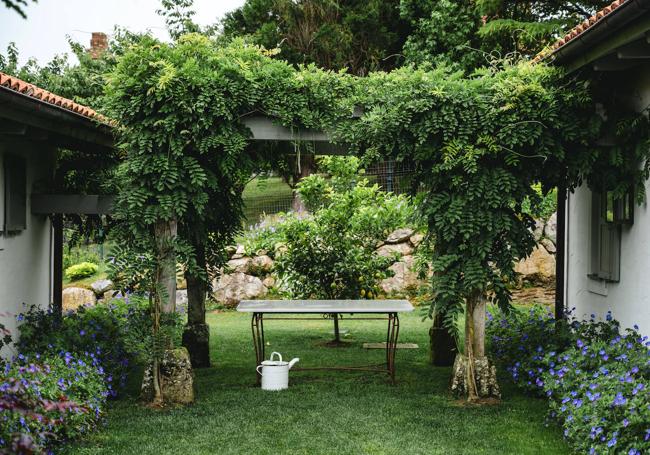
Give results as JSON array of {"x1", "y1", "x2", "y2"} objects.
[{"x1": 236, "y1": 299, "x2": 414, "y2": 313}]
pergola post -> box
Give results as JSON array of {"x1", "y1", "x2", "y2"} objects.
[{"x1": 51, "y1": 214, "x2": 63, "y2": 321}]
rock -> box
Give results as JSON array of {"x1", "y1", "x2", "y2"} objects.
[
  {"x1": 262, "y1": 276, "x2": 276, "y2": 288},
  {"x1": 62, "y1": 287, "x2": 96, "y2": 311},
  {"x1": 380, "y1": 256, "x2": 418, "y2": 294},
  {"x1": 90, "y1": 279, "x2": 113, "y2": 296},
  {"x1": 544, "y1": 212, "x2": 557, "y2": 243},
  {"x1": 250, "y1": 255, "x2": 274, "y2": 276},
  {"x1": 141, "y1": 347, "x2": 194, "y2": 405},
  {"x1": 103, "y1": 290, "x2": 124, "y2": 301},
  {"x1": 515, "y1": 246, "x2": 556, "y2": 284},
  {"x1": 386, "y1": 228, "x2": 414, "y2": 244},
  {"x1": 225, "y1": 245, "x2": 237, "y2": 256},
  {"x1": 176, "y1": 289, "x2": 188, "y2": 307},
  {"x1": 375, "y1": 242, "x2": 414, "y2": 258},
  {"x1": 213, "y1": 273, "x2": 268, "y2": 307},
  {"x1": 409, "y1": 232, "x2": 425, "y2": 248},
  {"x1": 540, "y1": 238, "x2": 556, "y2": 254},
  {"x1": 226, "y1": 257, "x2": 252, "y2": 274},
  {"x1": 532, "y1": 219, "x2": 545, "y2": 241}
]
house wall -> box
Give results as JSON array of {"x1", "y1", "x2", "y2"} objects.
[
  {"x1": 566, "y1": 64, "x2": 650, "y2": 336},
  {"x1": 0, "y1": 139, "x2": 55, "y2": 356}
]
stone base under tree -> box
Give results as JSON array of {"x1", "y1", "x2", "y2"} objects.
[
  {"x1": 141, "y1": 347, "x2": 195, "y2": 405},
  {"x1": 182, "y1": 323, "x2": 211, "y2": 368},
  {"x1": 450, "y1": 354, "x2": 501, "y2": 400}
]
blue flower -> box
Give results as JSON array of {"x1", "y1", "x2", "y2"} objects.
[{"x1": 613, "y1": 392, "x2": 627, "y2": 406}]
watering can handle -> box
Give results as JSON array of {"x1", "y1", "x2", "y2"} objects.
[
  {"x1": 256, "y1": 365, "x2": 263, "y2": 377},
  {"x1": 270, "y1": 352, "x2": 282, "y2": 362}
]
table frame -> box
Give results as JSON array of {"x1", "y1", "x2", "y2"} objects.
[{"x1": 250, "y1": 312, "x2": 401, "y2": 384}]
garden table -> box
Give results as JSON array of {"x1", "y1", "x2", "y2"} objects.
[{"x1": 237, "y1": 299, "x2": 414, "y2": 384}]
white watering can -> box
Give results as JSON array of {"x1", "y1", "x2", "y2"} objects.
[{"x1": 256, "y1": 352, "x2": 299, "y2": 391}]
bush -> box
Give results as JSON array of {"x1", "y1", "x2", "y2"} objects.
[
  {"x1": 0, "y1": 351, "x2": 108, "y2": 453},
  {"x1": 487, "y1": 306, "x2": 650, "y2": 454},
  {"x1": 16, "y1": 297, "x2": 182, "y2": 398},
  {"x1": 64, "y1": 261, "x2": 99, "y2": 280},
  {"x1": 63, "y1": 246, "x2": 101, "y2": 272},
  {"x1": 277, "y1": 180, "x2": 415, "y2": 299}
]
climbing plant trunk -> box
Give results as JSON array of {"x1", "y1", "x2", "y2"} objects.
[
  {"x1": 450, "y1": 293, "x2": 500, "y2": 401},
  {"x1": 291, "y1": 153, "x2": 315, "y2": 213},
  {"x1": 182, "y1": 241, "x2": 211, "y2": 368},
  {"x1": 429, "y1": 311, "x2": 457, "y2": 366},
  {"x1": 154, "y1": 219, "x2": 177, "y2": 313}
]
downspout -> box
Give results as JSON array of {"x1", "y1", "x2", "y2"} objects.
[{"x1": 555, "y1": 187, "x2": 567, "y2": 320}]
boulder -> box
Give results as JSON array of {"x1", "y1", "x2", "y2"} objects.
[
  {"x1": 375, "y1": 242, "x2": 414, "y2": 258},
  {"x1": 262, "y1": 276, "x2": 276, "y2": 288},
  {"x1": 540, "y1": 238, "x2": 556, "y2": 254},
  {"x1": 409, "y1": 232, "x2": 425, "y2": 248},
  {"x1": 231, "y1": 245, "x2": 246, "y2": 259},
  {"x1": 213, "y1": 272, "x2": 268, "y2": 307},
  {"x1": 544, "y1": 212, "x2": 557, "y2": 243},
  {"x1": 250, "y1": 255, "x2": 274, "y2": 275},
  {"x1": 176, "y1": 289, "x2": 188, "y2": 307},
  {"x1": 103, "y1": 290, "x2": 124, "y2": 301},
  {"x1": 141, "y1": 347, "x2": 194, "y2": 405},
  {"x1": 386, "y1": 228, "x2": 414, "y2": 244},
  {"x1": 515, "y1": 246, "x2": 556, "y2": 284},
  {"x1": 90, "y1": 279, "x2": 113, "y2": 296},
  {"x1": 380, "y1": 256, "x2": 419, "y2": 294},
  {"x1": 532, "y1": 219, "x2": 545, "y2": 241},
  {"x1": 226, "y1": 257, "x2": 252, "y2": 274},
  {"x1": 225, "y1": 245, "x2": 238, "y2": 256},
  {"x1": 62, "y1": 287, "x2": 96, "y2": 311}
]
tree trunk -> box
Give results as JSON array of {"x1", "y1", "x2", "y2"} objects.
[
  {"x1": 154, "y1": 219, "x2": 177, "y2": 313},
  {"x1": 182, "y1": 243, "x2": 211, "y2": 368},
  {"x1": 449, "y1": 293, "x2": 500, "y2": 401},
  {"x1": 291, "y1": 153, "x2": 315, "y2": 213}
]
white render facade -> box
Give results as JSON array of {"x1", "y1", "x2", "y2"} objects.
[
  {"x1": 0, "y1": 140, "x2": 56, "y2": 353},
  {"x1": 566, "y1": 64, "x2": 650, "y2": 336}
]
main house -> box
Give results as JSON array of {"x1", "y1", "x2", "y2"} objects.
[
  {"x1": 542, "y1": 0, "x2": 650, "y2": 335},
  {"x1": 0, "y1": 71, "x2": 113, "y2": 351}
]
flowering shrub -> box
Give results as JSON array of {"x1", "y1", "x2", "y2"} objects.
[
  {"x1": 0, "y1": 351, "x2": 108, "y2": 453},
  {"x1": 488, "y1": 306, "x2": 649, "y2": 454},
  {"x1": 15, "y1": 296, "x2": 182, "y2": 397}
]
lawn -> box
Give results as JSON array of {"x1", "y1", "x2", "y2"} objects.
[
  {"x1": 66, "y1": 310, "x2": 569, "y2": 455},
  {"x1": 242, "y1": 176, "x2": 293, "y2": 224}
]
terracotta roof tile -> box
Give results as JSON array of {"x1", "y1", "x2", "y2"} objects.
[
  {"x1": 0, "y1": 71, "x2": 107, "y2": 123},
  {"x1": 534, "y1": 0, "x2": 631, "y2": 62}
]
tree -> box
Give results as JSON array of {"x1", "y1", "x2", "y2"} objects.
[
  {"x1": 2, "y1": 0, "x2": 35, "y2": 18},
  {"x1": 222, "y1": 0, "x2": 411, "y2": 76}
]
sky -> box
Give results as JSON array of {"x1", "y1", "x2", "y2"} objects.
[{"x1": 0, "y1": 0, "x2": 246, "y2": 65}]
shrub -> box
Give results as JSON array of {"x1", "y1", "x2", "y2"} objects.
[
  {"x1": 64, "y1": 261, "x2": 99, "y2": 280},
  {"x1": 16, "y1": 297, "x2": 182, "y2": 397},
  {"x1": 238, "y1": 213, "x2": 293, "y2": 258},
  {"x1": 488, "y1": 306, "x2": 650, "y2": 454},
  {"x1": 276, "y1": 181, "x2": 414, "y2": 299},
  {"x1": 0, "y1": 351, "x2": 108, "y2": 453},
  {"x1": 63, "y1": 246, "x2": 101, "y2": 272}
]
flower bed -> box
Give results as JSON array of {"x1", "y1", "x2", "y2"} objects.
[
  {"x1": 1, "y1": 351, "x2": 108, "y2": 453},
  {"x1": 488, "y1": 306, "x2": 649, "y2": 454}
]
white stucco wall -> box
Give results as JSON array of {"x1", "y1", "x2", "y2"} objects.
[
  {"x1": 0, "y1": 140, "x2": 55, "y2": 355},
  {"x1": 566, "y1": 64, "x2": 650, "y2": 336}
]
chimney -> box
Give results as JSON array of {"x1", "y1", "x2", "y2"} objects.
[{"x1": 89, "y1": 32, "x2": 108, "y2": 59}]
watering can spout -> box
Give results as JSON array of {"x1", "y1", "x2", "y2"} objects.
[{"x1": 288, "y1": 358, "x2": 300, "y2": 369}]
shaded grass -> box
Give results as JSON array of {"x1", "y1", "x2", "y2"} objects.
[
  {"x1": 66, "y1": 311, "x2": 568, "y2": 455},
  {"x1": 242, "y1": 176, "x2": 293, "y2": 224}
]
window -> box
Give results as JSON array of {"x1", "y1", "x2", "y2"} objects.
[
  {"x1": 4, "y1": 154, "x2": 27, "y2": 231},
  {"x1": 589, "y1": 190, "x2": 632, "y2": 282}
]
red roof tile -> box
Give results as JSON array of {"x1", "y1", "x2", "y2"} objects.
[
  {"x1": 534, "y1": 0, "x2": 631, "y2": 62},
  {"x1": 0, "y1": 71, "x2": 107, "y2": 123}
]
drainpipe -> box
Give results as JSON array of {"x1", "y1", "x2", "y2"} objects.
[{"x1": 555, "y1": 187, "x2": 567, "y2": 320}]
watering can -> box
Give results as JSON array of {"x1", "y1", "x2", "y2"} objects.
[{"x1": 256, "y1": 352, "x2": 299, "y2": 391}]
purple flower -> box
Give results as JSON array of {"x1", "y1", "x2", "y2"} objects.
[
  {"x1": 613, "y1": 392, "x2": 627, "y2": 406},
  {"x1": 577, "y1": 339, "x2": 584, "y2": 348}
]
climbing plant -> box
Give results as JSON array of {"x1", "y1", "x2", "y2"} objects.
[{"x1": 105, "y1": 35, "x2": 649, "y2": 401}]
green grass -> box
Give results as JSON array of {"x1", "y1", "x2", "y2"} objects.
[
  {"x1": 66, "y1": 311, "x2": 568, "y2": 455},
  {"x1": 242, "y1": 176, "x2": 293, "y2": 224}
]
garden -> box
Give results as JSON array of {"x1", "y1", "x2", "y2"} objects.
[{"x1": 1, "y1": 1, "x2": 650, "y2": 454}]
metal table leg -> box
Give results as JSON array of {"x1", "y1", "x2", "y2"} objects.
[
  {"x1": 386, "y1": 313, "x2": 400, "y2": 384},
  {"x1": 251, "y1": 313, "x2": 265, "y2": 384}
]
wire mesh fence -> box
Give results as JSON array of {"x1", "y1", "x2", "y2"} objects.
[{"x1": 242, "y1": 159, "x2": 416, "y2": 225}]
